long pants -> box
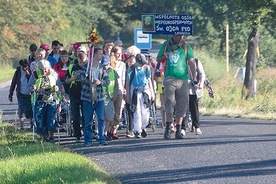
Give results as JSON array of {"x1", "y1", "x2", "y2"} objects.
[
  {"x1": 125, "y1": 103, "x2": 133, "y2": 131},
  {"x1": 113, "y1": 94, "x2": 123, "y2": 126},
  {"x1": 132, "y1": 91, "x2": 149, "y2": 133},
  {"x1": 70, "y1": 96, "x2": 83, "y2": 138},
  {"x1": 82, "y1": 100, "x2": 106, "y2": 145},
  {"x1": 35, "y1": 101, "x2": 57, "y2": 134},
  {"x1": 189, "y1": 95, "x2": 200, "y2": 128}
]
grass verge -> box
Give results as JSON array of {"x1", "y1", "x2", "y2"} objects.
[
  {"x1": 0, "y1": 122, "x2": 121, "y2": 184},
  {"x1": 0, "y1": 65, "x2": 14, "y2": 83}
]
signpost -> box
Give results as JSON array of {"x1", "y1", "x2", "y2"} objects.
[
  {"x1": 142, "y1": 14, "x2": 193, "y2": 35},
  {"x1": 134, "y1": 28, "x2": 152, "y2": 49}
]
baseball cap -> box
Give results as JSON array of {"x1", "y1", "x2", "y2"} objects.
[
  {"x1": 114, "y1": 40, "x2": 124, "y2": 46},
  {"x1": 101, "y1": 55, "x2": 110, "y2": 65},
  {"x1": 40, "y1": 43, "x2": 50, "y2": 51},
  {"x1": 136, "y1": 53, "x2": 148, "y2": 65},
  {"x1": 73, "y1": 43, "x2": 81, "y2": 51},
  {"x1": 77, "y1": 46, "x2": 87, "y2": 54}
]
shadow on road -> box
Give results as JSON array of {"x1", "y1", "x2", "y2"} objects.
[{"x1": 119, "y1": 159, "x2": 276, "y2": 184}]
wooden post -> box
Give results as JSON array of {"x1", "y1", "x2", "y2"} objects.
[{"x1": 226, "y1": 24, "x2": 229, "y2": 73}]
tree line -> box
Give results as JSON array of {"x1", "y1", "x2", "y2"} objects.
[{"x1": 0, "y1": 0, "x2": 275, "y2": 68}]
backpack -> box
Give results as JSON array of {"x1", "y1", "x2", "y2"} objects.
[
  {"x1": 160, "y1": 39, "x2": 188, "y2": 76},
  {"x1": 129, "y1": 64, "x2": 148, "y2": 85},
  {"x1": 154, "y1": 62, "x2": 161, "y2": 78},
  {"x1": 195, "y1": 58, "x2": 215, "y2": 99}
]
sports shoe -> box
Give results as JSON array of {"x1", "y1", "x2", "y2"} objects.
[
  {"x1": 175, "y1": 131, "x2": 184, "y2": 139},
  {"x1": 181, "y1": 129, "x2": 186, "y2": 136},
  {"x1": 126, "y1": 131, "x2": 135, "y2": 138},
  {"x1": 135, "y1": 132, "x2": 141, "y2": 138},
  {"x1": 84, "y1": 142, "x2": 92, "y2": 147},
  {"x1": 99, "y1": 142, "x2": 108, "y2": 146},
  {"x1": 195, "y1": 128, "x2": 202, "y2": 135},
  {"x1": 141, "y1": 129, "x2": 147, "y2": 138}
]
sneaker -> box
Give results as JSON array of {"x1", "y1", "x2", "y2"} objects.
[
  {"x1": 135, "y1": 132, "x2": 141, "y2": 139},
  {"x1": 141, "y1": 129, "x2": 147, "y2": 138},
  {"x1": 141, "y1": 129, "x2": 148, "y2": 137},
  {"x1": 195, "y1": 128, "x2": 202, "y2": 135},
  {"x1": 19, "y1": 127, "x2": 24, "y2": 131},
  {"x1": 126, "y1": 131, "x2": 135, "y2": 138},
  {"x1": 181, "y1": 129, "x2": 186, "y2": 136},
  {"x1": 99, "y1": 142, "x2": 108, "y2": 146},
  {"x1": 84, "y1": 143, "x2": 92, "y2": 147},
  {"x1": 75, "y1": 137, "x2": 81, "y2": 143},
  {"x1": 164, "y1": 129, "x2": 171, "y2": 140},
  {"x1": 175, "y1": 131, "x2": 184, "y2": 139}
]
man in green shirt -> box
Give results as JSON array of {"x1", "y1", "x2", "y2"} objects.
[{"x1": 156, "y1": 34, "x2": 197, "y2": 140}]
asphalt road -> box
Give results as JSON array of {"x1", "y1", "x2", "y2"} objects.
[{"x1": 1, "y1": 81, "x2": 276, "y2": 184}]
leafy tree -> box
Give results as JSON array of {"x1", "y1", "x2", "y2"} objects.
[{"x1": 236, "y1": 0, "x2": 276, "y2": 99}]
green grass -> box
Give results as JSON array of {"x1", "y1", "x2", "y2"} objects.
[
  {"x1": 0, "y1": 65, "x2": 14, "y2": 83},
  {"x1": 0, "y1": 123, "x2": 121, "y2": 184},
  {"x1": 194, "y1": 49, "x2": 276, "y2": 120}
]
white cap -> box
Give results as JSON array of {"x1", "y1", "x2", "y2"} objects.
[{"x1": 77, "y1": 46, "x2": 87, "y2": 54}]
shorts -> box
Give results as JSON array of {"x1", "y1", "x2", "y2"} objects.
[
  {"x1": 163, "y1": 76, "x2": 189, "y2": 118},
  {"x1": 18, "y1": 93, "x2": 33, "y2": 119}
]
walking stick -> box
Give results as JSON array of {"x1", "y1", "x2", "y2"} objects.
[{"x1": 31, "y1": 91, "x2": 36, "y2": 141}]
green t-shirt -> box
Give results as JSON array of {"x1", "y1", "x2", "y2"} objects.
[{"x1": 157, "y1": 41, "x2": 194, "y2": 79}]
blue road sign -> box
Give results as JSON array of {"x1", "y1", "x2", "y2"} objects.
[
  {"x1": 134, "y1": 28, "x2": 152, "y2": 49},
  {"x1": 142, "y1": 14, "x2": 193, "y2": 35}
]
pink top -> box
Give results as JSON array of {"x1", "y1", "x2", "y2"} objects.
[{"x1": 53, "y1": 63, "x2": 68, "y2": 82}]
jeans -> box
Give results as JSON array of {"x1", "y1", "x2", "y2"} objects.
[
  {"x1": 83, "y1": 100, "x2": 106, "y2": 145},
  {"x1": 35, "y1": 101, "x2": 57, "y2": 134},
  {"x1": 70, "y1": 96, "x2": 83, "y2": 138}
]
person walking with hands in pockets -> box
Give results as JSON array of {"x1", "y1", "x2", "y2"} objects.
[{"x1": 156, "y1": 34, "x2": 197, "y2": 140}]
